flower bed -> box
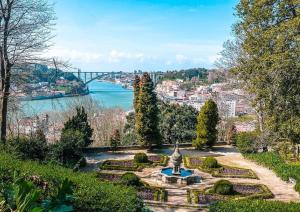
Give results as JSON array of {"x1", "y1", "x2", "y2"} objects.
[
  {"x1": 184, "y1": 156, "x2": 257, "y2": 179},
  {"x1": 100, "y1": 155, "x2": 169, "y2": 171},
  {"x1": 99, "y1": 159, "x2": 142, "y2": 171},
  {"x1": 188, "y1": 183, "x2": 273, "y2": 205}
]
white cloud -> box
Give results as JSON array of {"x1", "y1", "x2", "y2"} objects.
[
  {"x1": 45, "y1": 47, "x2": 103, "y2": 63},
  {"x1": 108, "y1": 50, "x2": 145, "y2": 63}
]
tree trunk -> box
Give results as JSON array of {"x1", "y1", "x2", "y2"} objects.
[{"x1": 0, "y1": 66, "x2": 10, "y2": 144}]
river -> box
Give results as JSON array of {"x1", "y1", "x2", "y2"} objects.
[{"x1": 20, "y1": 81, "x2": 133, "y2": 116}]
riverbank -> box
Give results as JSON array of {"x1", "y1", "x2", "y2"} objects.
[{"x1": 20, "y1": 81, "x2": 134, "y2": 116}]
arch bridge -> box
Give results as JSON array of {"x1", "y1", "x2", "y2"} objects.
[{"x1": 68, "y1": 70, "x2": 123, "y2": 85}]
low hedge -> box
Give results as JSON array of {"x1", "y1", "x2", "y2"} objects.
[
  {"x1": 210, "y1": 199, "x2": 300, "y2": 212},
  {"x1": 213, "y1": 180, "x2": 234, "y2": 195},
  {"x1": 245, "y1": 152, "x2": 300, "y2": 193},
  {"x1": 188, "y1": 183, "x2": 273, "y2": 205},
  {"x1": 184, "y1": 156, "x2": 257, "y2": 179},
  {"x1": 0, "y1": 152, "x2": 143, "y2": 212}
]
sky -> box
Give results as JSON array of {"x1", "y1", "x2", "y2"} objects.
[{"x1": 48, "y1": 0, "x2": 238, "y2": 72}]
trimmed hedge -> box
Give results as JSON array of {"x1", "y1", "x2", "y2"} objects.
[
  {"x1": 202, "y1": 157, "x2": 219, "y2": 169},
  {"x1": 213, "y1": 180, "x2": 234, "y2": 195},
  {"x1": 245, "y1": 152, "x2": 300, "y2": 193},
  {"x1": 0, "y1": 152, "x2": 143, "y2": 212},
  {"x1": 210, "y1": 199, "x2": 300, "y2": 212},
  {"x1": 134, "y1": 153, "x2": 149, "y2": 163}
]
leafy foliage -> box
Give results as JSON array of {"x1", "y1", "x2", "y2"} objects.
[
  {"x1": 62, "y1": 106, "x2": 93, "y2": 147},
  {"x1": 161, "y1": 68, "x2": 208, "y2": 81},
  {"x1": 213, "y1": 180, "x2": 234, "y2": 195},
  {"x1": 159, "y1": 103, "x2": 198, "y2": 144},
  {"x1": 193, "y1": 99, "x2": 219, "y2": 149},
  {"x1": 202, "y1": 157, "x2": 219, "y2": 169},
  {"x1": 7, "y1": 129, "x2": 48, "y2": 161},
  {"x1": 235, "y1": 132, "x2": 259, "y2": 153},
  {"x1": 0, "y1": 152, "x2": 143, "y2": 212},
  {"x1": 110, "y1": 129, "x2": 121, "y2": 152},
  {"x1": 120, "y1": 173, "x2": 143, "y2": 187},
  {"x1": 135, "y1": 73, "x2": 161, "y2": 149},
  {"x1": 218, "y1": 0, "x2": 300, "y2": 144},
  {"x1": 134, "y1": 153, "x2": 149, "y2": 164}
]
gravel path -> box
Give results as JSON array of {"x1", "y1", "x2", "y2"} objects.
[{"x1": 216, "y1": 153, "x2": 300, "y2": 202}]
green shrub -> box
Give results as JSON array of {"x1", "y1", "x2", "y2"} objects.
[
  {"x1": 213, "y1": 180, "x2": 234, "y2": 195},
  {"x1": 7, "y1": 130, "x2": 48, "y2": 161},
  {"x1": 120, "y1": 172, "x2": 142, "y2": 187},
  {"x1": 134, "y1": 153, "x2": 149, "y2": 163},
  {"x1": 235, "y1": 132, "x2": 259, "y2": 153},
  {"x1": 210, "y1": 199, "x2": 300, "y2": 212},
  {"x1": 0, "y1": 152, "x2": 143, "y2": 212},
  {"x1": 202, "y1": 156, "x2": 218, "y2": 169}
]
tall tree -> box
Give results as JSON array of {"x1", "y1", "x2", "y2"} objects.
[
  {"x1": 193, "y1": 99, "x2": 219, "y2": 149},
  {"x1": 110, "y1": 129, "x2": 121, "y2": 152},
  {"x1": 133, "y1": 75, "x2": 140, "y2": 112},
  {"x1": 135, "y1": 72, "x2": 160, "y2": 149},
  {"x1": 218, "y1": 0, "x2": 300, "y2": 144},
  {"x1": 0, "y1": 0, "x2": 55, "y2": 143},
  {"x1": 62, "y1": 107, "x2": 93, "y2": 147}
]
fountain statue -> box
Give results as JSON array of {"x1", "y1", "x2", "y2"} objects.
[
  {"x1": 171, "y1": 142, "x2": 182, "y2": 175},
  {"x1": 159, "y1": 142, "x2": 201, "y2": 185}
]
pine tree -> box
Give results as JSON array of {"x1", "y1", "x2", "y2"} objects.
[
  {"x1": 133, "y1": 75, "x2": 140, "y2": 112},
  {"x1": 193, "y1": 99, "x2": 219, "y2": 149},
  {"x1": 110, "y1": 129, "x2": 121, "y2": 152},
  {"x1": 135, "y1": 73, "x2": 161, "y2": 149},
  {"x1": 62, "y1": 107, "x2": 93, "y2": 147}
]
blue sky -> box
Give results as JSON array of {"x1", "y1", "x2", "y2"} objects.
[{"x1": 48, "y1": 0, "x2": 238, "y2": 72}]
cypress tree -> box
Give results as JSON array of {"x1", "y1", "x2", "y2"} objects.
[
  {"x1": 62, "y1": 106, "x2": 93, "y2": 147},
  {"x1": 193, "y1": 99, "x2": 219, "y2": 149},
  {"x1": 135, "y1": 72, "x2": 161, "y2": 149},
  {"x1": 133, "y1": 75, "x2": 140, "y2": 112}
]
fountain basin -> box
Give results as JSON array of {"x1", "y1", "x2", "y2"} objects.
[{"x1": 159, "y1": 167, "x2": 200, "y2": 185}]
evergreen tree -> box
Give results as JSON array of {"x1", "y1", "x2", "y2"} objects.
[
  {"x1": 135, "y1": 73, "x2": 161, "y2": 149},
  {"x1": 110, "y1": 129, "x2": 121, "y2": 152},
  {"x1": 62, "y1": 107, "x2": 93, "y2": 147},
  {"x1": 193, "y1": 99, "x2": 219, "y2": 149},
  {"x1": 133, "y1": 75, "x2": 141, "y2": 112}
]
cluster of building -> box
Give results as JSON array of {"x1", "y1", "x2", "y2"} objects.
[
  {"x1": 12, "y1": 77, "x2": 87, "y2": 101},
  {"x1": 156, "y1": 80, "x2": 255, "y2": 119}
]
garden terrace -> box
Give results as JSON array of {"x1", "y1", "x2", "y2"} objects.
[
  {"x1": 184, "y1": 156, "x2": 257, "y2": 179},
  {"x1": 0, "y1": 152, "x2": 143, "y2": 212},
  {"x1": 99, "y1": 155, "x2": 168, "y2": 171},
  {"x1": 187, "y1": 183, "x2": 273, "y2": 205}
]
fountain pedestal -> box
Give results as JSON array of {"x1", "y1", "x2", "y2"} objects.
[{"x1": 159, "y1": 142, "x2": 200, "y2": 185}]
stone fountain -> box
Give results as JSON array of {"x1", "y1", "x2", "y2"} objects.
[{"x1": 159, "y1": 142, "x2": 200, "y2": 185}]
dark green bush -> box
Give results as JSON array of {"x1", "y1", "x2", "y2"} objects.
[
  {"x1": 134, "y1": 153, "x2": 149, "y2": 163},
  {"x1": 210, "y1": 199, "x2": 300, "y2": 212},
  {"x1": 7, "y1": 130, "x2": 48, "y2": 161},
  {"x1": 235, "y1": 132, "x2": 259, "y2": 153},
  {"x1": 0, "y1": 152, "x2": 143, "y2": 212},
  {"x1": 120, "y1": 172, "x2": 142, "y2": 187},
  {"x1": 202, "y1": 156, "x2": 218, "y2": 169},
  {"x1": 213, "y1": 180, "x2": 234, "y2": 195}
]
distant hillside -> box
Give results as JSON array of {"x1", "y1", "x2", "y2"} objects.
[
  {"x1": 17, "y1": 64, "x2": 81, "y2": 84},
  {"x1": 161, "y1": 68, "x2": 208, "y2": 81}
]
